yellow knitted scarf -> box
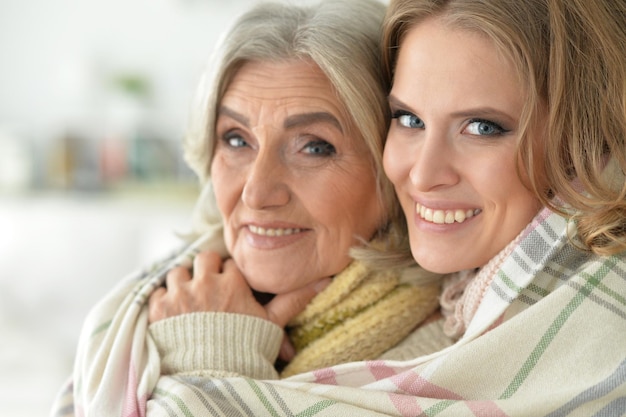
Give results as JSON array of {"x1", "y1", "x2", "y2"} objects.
[{"x1": 281, "y1": 260, "x2": 440, "y2": 377}]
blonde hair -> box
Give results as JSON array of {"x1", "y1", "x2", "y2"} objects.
[
  {"x1": 184, "y1": 0, "x2": 418, "y2": 271},
  {"x1": 383, "y1": 0, "x2": 626, "y2": 256}
]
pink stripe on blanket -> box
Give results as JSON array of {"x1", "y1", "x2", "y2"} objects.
[
  {"x1": 528, "y1": 207, "x2": 552, "y2": 233},
  {"x1": 466, "y1": 401, "x2": 509, "y2": 417},
  {"x1": 392, "y1": 371, "x2": 463, "y2": 399},
  {"x1": 122, "y1": 363, "x2": 147, "y2": 417},
  {"x1": 485, "y1": 313, "x2": 505, "y2": 333},
  {"x1": 367, "y1": 360, "x2": 398, "y2": 380},
  {"x1": 313, "y1": 367, "x2": 338, "y2": 385}
]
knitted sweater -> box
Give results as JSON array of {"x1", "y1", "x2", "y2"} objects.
[{"x1": 149, "y1": 260, "x2": 446, "y2": 380}]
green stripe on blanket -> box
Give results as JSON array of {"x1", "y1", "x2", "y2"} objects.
[
  {"x1": 423, "y1": 399, "x2": 456, "y2": 416},
  {"x1": 246, "y1": 379, "x2": 336, "y2": 417},
  {"x1": 153, "y1": 387, "x2": 195, "y2": 417},
  {"x1": 500, "y1": 258, "x2": 612, "y2": 399}
]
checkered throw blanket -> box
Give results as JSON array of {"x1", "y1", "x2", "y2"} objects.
[{"x1": 51, "y1": 207, "x2": 626, "y2": 416}]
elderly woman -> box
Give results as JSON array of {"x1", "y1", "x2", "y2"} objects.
[
  {"x1": 51, "y1": 1, "x2": 441, "y2": 416},
  {"x1": 146, "y1": 0, "x2": 443, "y2": 380}
]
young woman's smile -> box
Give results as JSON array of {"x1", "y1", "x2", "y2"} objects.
[
  {"x1": 211, "y1": 60, "x2": 384, "y2": 294},
  {"x1": 383, "y1": 18, "x2": 543, "y2": 274}
]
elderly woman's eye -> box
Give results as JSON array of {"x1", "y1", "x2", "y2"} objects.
[
  {"x1": 223, "y1": 133, "x2": 248, "y2": 148},
  {"x1": 303, "y1": 140, "x2": 336, "y2": 156},
  {"x1": 392, "y1": 110, "x2": 424, "y2": 129}
]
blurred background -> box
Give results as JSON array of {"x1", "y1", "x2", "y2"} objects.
[{"x1": 0, "y1": 0, "x2": 265, "y2": 415}]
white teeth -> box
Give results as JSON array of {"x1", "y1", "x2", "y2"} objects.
[
  {"x1": 424, "y1": 208, "x2": 433, "y2": 222},
  {"x1": 415, "y1": 203, "x2": 481, "y2": 225},
  {"x1": 432, "y1": 210, "x2": 445, "y2": 224},
  {"x1": 248, "y1": 225, "x2": 302, "y2": 236}
]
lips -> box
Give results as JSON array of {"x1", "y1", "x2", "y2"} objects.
[
  {"x1": 416, "y1": 203, "x2": 482, "y2": 225},
  {"x1": 248, "y1": 225, "x2": 304, "y2": 237}
]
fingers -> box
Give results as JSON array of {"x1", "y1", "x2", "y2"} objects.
[
  {"x1": 265, "y1": 278, "x2": 332, "y2": 327},
  {"x1": 278, "y1": 334, "x2": 296, "y2": 362},
  {"x1": 149, "y1": 250, "x2": 332, "y2": 330},
  {"x1": 148, "y1": 251, "x2": 260, "y2": 323},
  {"x1": 165, "y1": 266, "x2": 192, "y2": 288},
  {"x1": 221, "y1": 258, "x2": 239, "y2": 274},
  {"x1": 192, "y1": 251, "x2": 223, "y2": 283},
  {"x1": 148, "y1": 286, "x2": 168, "y2": 323},
  {"x1": 149, "y1": 266, "x2": 192, "y2": 323}
]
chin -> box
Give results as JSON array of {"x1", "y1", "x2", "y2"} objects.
[
  {"x1": 411, "y1": 251, "x2": 453, "y2": 274},
  {"x1": 247, "y1": 275, "x2": 293, "y2": 295},
  {"x1": 247, "y1": 279, "x2": 276, "y2": 294},
  {"x1": 420, "y1": 264, "x2": 453, "y2": 275}
]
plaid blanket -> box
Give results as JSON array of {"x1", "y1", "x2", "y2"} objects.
[{"x1": 51, "y1": 207, "x2": 626, "y2": 416}]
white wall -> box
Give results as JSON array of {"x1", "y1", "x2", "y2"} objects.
[
  {"x1": 0, "y1": 194, "x2": 194, "y2": 417},
  {"x1": 0, "y1": 0, "x2": 262, "y2": 141}
]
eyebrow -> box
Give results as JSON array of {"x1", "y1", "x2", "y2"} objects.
[
  {"x1": 449, "y1": 108, "x2": 517, "y2": 124},
  {"x1": 284, "y1": 112, "x2": 343, "y2": 133},
  {"x1": 387, "y1": 94, "x2": 408, "y2": 110},
  {"x1": 218, "y1": 106, "x2": 344, "y2": 133},
  {"x1": 218, "y1": 106, "x2": 249, "y2": 126}
]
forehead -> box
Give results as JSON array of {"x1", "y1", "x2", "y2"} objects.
[
  {"x1": 221, "y1": 60, "x2": 342, "y2": 110},
  {"x1": 393, "y1": 18, "x2": 523, "y2": 111},
  {"x1": 218, "y1": 59, "x2": 362, "y2": 143}
]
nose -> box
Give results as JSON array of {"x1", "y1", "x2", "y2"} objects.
[
  {"x1": 408, "y1": 130, "x2": 459, "y2": 191},
  {"x1": 241, "y1": 147, "x2": 291, "y2": 210}
]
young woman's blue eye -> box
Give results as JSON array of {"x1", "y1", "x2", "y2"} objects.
[
  {"x1": 392, "y1": 110, "x2": 425, "y2": 129},
  {"x1": 465, "y1": 119, "x2": 508, "y2": 136},
  {"x1": 303, "y1": 140, "x2": 336, "y2": 156}
]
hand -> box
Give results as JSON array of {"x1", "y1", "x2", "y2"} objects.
[
  {"x1": 148, "y1": 251, "x2": 330, "y2": 360},
  {"x1": 148, "y1": 251, "x2": 265, "y2": 322}
]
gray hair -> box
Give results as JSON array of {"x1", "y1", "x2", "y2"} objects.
[
  {"x1": 186, "y1": 0, "x2": 388, "y2": 182},
  {"x1": 184, "y1": 0, "x2": 428, "y2": 277}
]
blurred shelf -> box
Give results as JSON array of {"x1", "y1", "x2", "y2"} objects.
[
  {"x1": 104, "y1": 180, "x2": 200, "y2": 201},
  {"x1": 0, "y1": 180, "x2": 201, "y2": 204}
]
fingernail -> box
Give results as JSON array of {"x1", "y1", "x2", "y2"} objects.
[
  {"x1": 313, "y1": 278, "x2": 332, "y2": 293},
  {"x1": 282, "y1": 340, "x2": 296, "y2": 361}
]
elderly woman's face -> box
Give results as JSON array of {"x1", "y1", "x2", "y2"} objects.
[
  {"x1": 384, "y1": 18, "x2": 542, "y2": 274},
  {"x1": 211, "y1": 60, "x2": 384, "y2": 294}
]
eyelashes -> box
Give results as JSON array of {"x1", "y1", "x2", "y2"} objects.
[
  {"x1": 391, "y1": 110, "x2": 424, "y2": 129},
  {"x1": 391, "y1": 110, "x2": 510, "y2": 137},
  {"x1": 465, "y1": 118, "x2": 510, "y2": 136},
  {"x1": 218, "y1": 130, "x2": 336, "y2": 158}
]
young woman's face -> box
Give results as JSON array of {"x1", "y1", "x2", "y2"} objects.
[
  {"x1": 384, "y1": 18, "x2": 542, "y2": 274},
  {"x1": 211, "y1": 60, "x2": 384, "y2": 294}
]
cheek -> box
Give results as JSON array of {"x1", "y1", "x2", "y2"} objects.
[
  {"x1": 510, "y1": 185, "x2": 542, "y2": 225},
  {"x1": 209, "y1": 162, "x2": 237, "y2": 256},
  {"x1": 485, "y1": 157, "x2": 540, "y2": 223},
  {"x1": 338, "y1": 173, "x2": 384, "y2": 238},
  {"x1": 477, "y1": 148, "x2": 521, "y2": 196},
  {"x1": 350, "y1": 189, "x2": 384, "y2": 239},
  {"x1": 210, "y1": 158, "x2": 239, "y2": 219},
  {"x1": 311, "y1": 171, "x2": 383, "y2": 243},
  {"x1": 383, "y1": 134, "x2": 405, "y2": 186}
]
